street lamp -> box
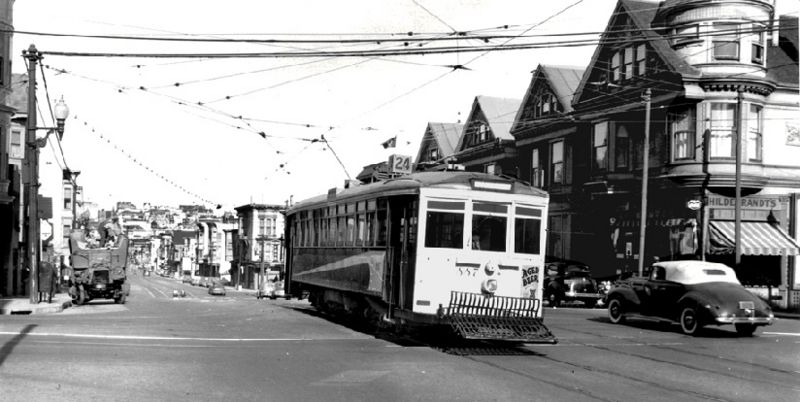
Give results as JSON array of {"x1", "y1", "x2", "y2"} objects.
[{"x1": 23, "y1": 44, "x2": 70, "y2": 303}]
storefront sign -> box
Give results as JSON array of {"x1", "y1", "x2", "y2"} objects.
[{"x1": 707, "y1": 196, "x2": 788, "y2": 210}]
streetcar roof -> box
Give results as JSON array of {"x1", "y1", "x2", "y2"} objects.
[{"x1": 287, "y1": 171, "x2": 547, "y2": 214}]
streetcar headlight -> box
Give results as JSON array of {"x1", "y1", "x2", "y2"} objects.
[
  {"x1": 481, "y1": 279, "x2": 498, "y2": 294},
  {"x1": 484, "y1": 261, "x2": 497, "y2": 276}
]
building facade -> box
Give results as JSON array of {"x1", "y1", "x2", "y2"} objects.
[
  {"x1": 416, "y1": 0, "x2": 799, "y2": 307},
  {"x1": 233, "y1": 203, "x2": 285, "y2": 289}
]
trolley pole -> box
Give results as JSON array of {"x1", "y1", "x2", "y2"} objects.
[
  {"x1": 637, "y1": 88, "x2": 651, "y2": 277},
  {"x1": 23, "y1": 45, "x2": 40, "y2": 303}
]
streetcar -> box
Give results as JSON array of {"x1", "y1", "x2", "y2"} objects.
[{"x1": 284, "y1": 171, "x2": 556, "y2": 343}]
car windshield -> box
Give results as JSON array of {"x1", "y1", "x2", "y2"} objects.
[{"x1": 564, "y1": 265, "x2": 591, "y2": 278}]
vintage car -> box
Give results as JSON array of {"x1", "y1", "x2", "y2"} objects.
[
  {"x1": 605, "y1": 260, "x2": 774, "y2": 336},
  {"x1": 208, "y1": 281, "x2": 226, "y2": 296},
  {"x1": 544, "y1": 258, "x2": 604, "y2": 307}
]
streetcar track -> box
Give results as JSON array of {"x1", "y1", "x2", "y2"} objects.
[{"x1": 547, "y1": 322, "x2": 800, "y2": 390}]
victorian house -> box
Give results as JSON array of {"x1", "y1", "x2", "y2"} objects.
[
  {"x1": 509, "y1": 64, "x2": 597, "y2": 269},
  {"x1": 414, "y1": 122, "x2": 463, "y2": 171},
  {"x1": 233, "y1": 203, "x2": 285, "y2": 289},
  {"x1": 452, "y1": 96, "x2": 521, "y2": 175},
  {"x1": 564, "y1": 0, "x2": 799, "y2": 297}
]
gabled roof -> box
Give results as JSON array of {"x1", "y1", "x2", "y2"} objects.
[
  {"x1": 542, "y1": 64, "x2": 585, "y2": 112},
  {"x1": 573, "y1": 0, "x2": 698, "y2": 106},
  {"x1": 355, "y1": 161, "x2": 390, "y2": 183},
  {"x1": 414, "y1": 122, "x2": 463, "y2": 164},
  {"x1": 512, "y1": 64, "x2": 584, "y2": 133},
  {"x1": 9, "y1": 73, "x2": 29, "y2": 114},
  {"x1": 767, "y1": 15, "x2": 799, "y2": 87},
  {"x1": 456, "y1": 95, "x2": 521, "y2": 151}
]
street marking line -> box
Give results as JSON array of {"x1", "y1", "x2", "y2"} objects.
[
  {"x1": 312, "y1": 370, "x2": 390, "y2": 386},
  {"x1": 0, "y1": 331, "x2": 371, "y2": 342},
  {"x1": 763, "y1": 332, "x2": 800, "y2": 337},
  {"x1": 151, "y1": 287, "x2": 169, "y2": 298},
  {"x1": 142, "y1": 287, "x2": 156, "y2": 298}
]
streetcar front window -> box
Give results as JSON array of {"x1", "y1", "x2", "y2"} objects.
[
  {"x1": 472, "y1": 215, "x2": 507, "y2": 252},
  {"x1": 425, "y1": 212, "x2": 464, "y2": 249},
  {"x1": 514, "y1": 206, "x2": 542, "y2": 255}
]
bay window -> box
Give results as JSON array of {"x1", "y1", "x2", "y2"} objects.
[
  {"x1": 550, "y1": 141, "x2": 564, "y2": 185},
  {"x1": 709, "y1": 103, "x2": 736, "y2": 158},
  {"x1": 750, "y1": 26, "x2": 765, "y2": 64},
  {"x1": 713, "y1": 23, "x2": 740, "y2": 61},
  {"x1": 593, "y1": 122, "x2": 608, "y2": 170},
  {"x1": 615, "y1": 124, "x2": 630, "y2": 169},
  {"x1": 747, "y1": 104, "x2": 762, "y2": 162},
  {"x1": 531, "y1": 149, "x2": 542, "y2": 188},
  {"x1": 670, "y1": 107, "x2": 696, "y2": 160}
]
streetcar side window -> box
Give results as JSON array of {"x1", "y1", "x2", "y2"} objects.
[
  {"x1": 515, "y1": 206, "x2": 542, "y2": 255},
  {"x1": 376, "y1": 199, "x2": 388, "y2": 246}
]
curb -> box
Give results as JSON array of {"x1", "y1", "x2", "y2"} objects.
[{"x1": 0, "y1": 296, "x2": 73, "y2": 315}]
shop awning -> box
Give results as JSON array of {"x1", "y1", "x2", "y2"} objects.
[{"x1": 708, "y1": 221, "x2": 800, "y2": 256}]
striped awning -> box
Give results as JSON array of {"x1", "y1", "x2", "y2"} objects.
[{"x1": 708, "y1": 221, "x2": 800, "y2": 256}]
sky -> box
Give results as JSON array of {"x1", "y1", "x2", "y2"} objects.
[{"x1": 11, "y1": 0, "x2": 799, "y2": 212}]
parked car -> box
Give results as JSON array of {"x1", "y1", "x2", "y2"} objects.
[
  {"x1": 543, "y1": 257, "x2": 604, "y2": 307},
  {"x1": 208, "y1": 281, "x2": 226, "y2": 296},
  {"x1": 199, "y1": 277, "x2": 210, "y2": 288},
  {"x1": 191, "y1": 277, "x2": 201, "y2": 286},
  {"x1": 182, "y1": 275, "x2": 193, "y2": 284},
  {"x1": 605, "y1": 260, "x2": 774, "y2": 336},
  {"x1": 257, "y1": 279, "x2": 287, "y2": 300}
]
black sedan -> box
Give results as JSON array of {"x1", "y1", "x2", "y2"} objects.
[
  {"x1": 605, "y1": 260, "x2": 774, "y2": 336},
  {"x1": 544, "y1": 258, "x2": 604, "y2": 307}
]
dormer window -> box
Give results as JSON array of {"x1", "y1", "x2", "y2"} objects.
[
  {"x1": 428, "y1": 148, "x2": 439, "y2": 162},
  {"x1": 478, "y1": 124, "x2": 488, "y2": 142},
  {"x1": 609, "y1": 44, "x2": 647, "y2": 83}
]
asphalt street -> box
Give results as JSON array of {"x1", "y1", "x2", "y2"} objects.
[{"x1": 1, "y1": 274, "x2": 799, "y2": 402}]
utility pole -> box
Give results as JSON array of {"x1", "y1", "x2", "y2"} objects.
[
  {"x1": 24, "y1": 45, "x2": 40, "y2": 303},
  {"x1": 735, "y1": 90, "x2": 744, "y2": 266},
  {"x1": 259, "y1": 236, "x2": 265, "y2": 293},
  {"x1": 69, "y1": 170, "x2": 81, "y2": 229},
  {"x1": 637, "y1": 88, "x2": 652, "y2": 277}
]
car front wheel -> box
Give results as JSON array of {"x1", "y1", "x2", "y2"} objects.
[
  {"x1": 735, "y1": 323, "x2": 757, "y2": 337},
  {"x1": 547, "y1": 291, "x2": 562, "y2": 307},
  {"x1": 608, "y1": 298, "x2": 625, "y2": 324},
  {"x1": 680, "y1": 306, "x2": 702, "y2": 336}
]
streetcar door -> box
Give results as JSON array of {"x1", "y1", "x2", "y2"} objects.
[{"x1": 389, "y1": 197, "x2": 417, "y2": 311}]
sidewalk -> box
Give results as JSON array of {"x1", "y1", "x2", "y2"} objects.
[{"x1": 0, "y1": 293, "x2": 72, "y2": 315}]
